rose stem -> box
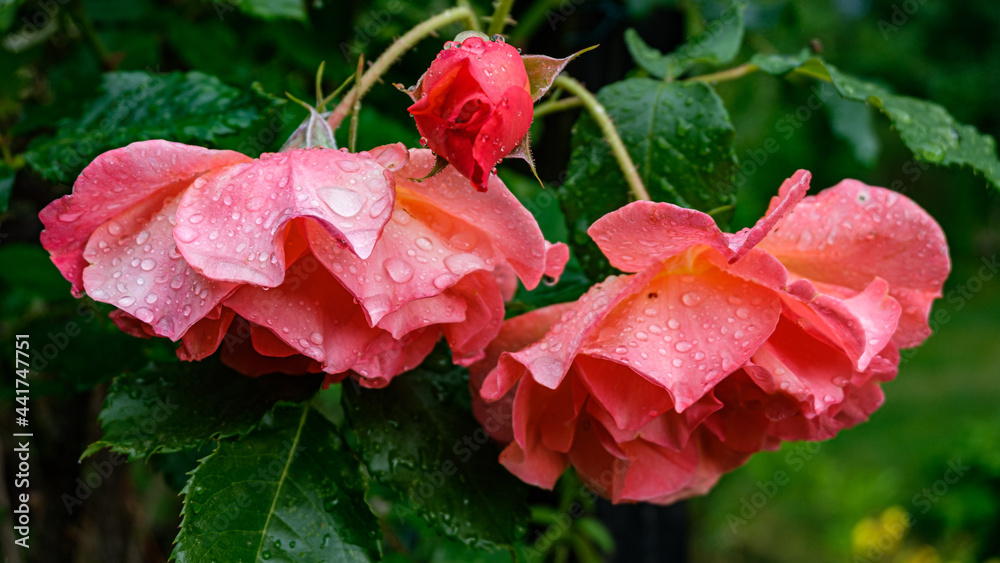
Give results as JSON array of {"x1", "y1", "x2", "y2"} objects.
[
  {"x1": 456, "y1": 0, "x2": 482, "y2": 32},
  {"x1": 533, "y1": 96, "x2": 583, "y2": 119},
  {"x1": 327, "y1": 6, "x2": 478, "y2": 131},
  {"x1": 552, "y1": 75, "x2": 651, "y2": 202},
  {"x1": 348, "y1": 55, "x2": 364, "y2": 153},
  {"x1": 486, "y1": 0, "x2": 517, "y2": 37},
  {"x1": 684, "y1": 62, "x2": 759, "y2": 84}
]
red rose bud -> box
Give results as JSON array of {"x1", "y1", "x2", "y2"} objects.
[{"x1": 407, "y1": 33, "x2": 533, "y2": 191}]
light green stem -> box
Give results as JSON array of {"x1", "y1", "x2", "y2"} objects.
[
  {"x1": 327, "y1": 6, "x2": 477, "y2": 131},
  {"x1": 533, "y1": 96, "x2": 583, "y2": 119},
  {"x1": 486, "y1": 0, "x2": 516, "y2": 37},
  {"x1": 685, "y1": 62, "x2": 759, "y2": 84},
  {"x1": 553, "y1": 76, "x2": 650, "y2": 201},
  {"x1": 455, "y1": 0, "x2": 482, "y2": 32}
]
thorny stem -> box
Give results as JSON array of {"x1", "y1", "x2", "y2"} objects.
[
  {"x1": 327, "y1": 6, "x2": 477, "y2": 131},
  {"x1": 533, "y1": 96, "x2": 583, "y2": 119},
  {"x1": 552, "y1": 75, "x2": 651, "y2": 201},
  {"x1": 685, "y1": 62, "x2": 759, "y2": 84},
  {"x1": 486, "y1": 0, "x2": 516, "y2": 37},
  {"x1": 348, "y1": 55, "x2": 364, "y2": 152},
  {"x1": 455, "y1": 0, "x2": 482, "y2": 32}
]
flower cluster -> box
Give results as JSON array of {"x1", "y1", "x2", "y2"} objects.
[
  {"x1": 40, "y1": 141, "x2": 566, "y2": 387},
  {"x1": 39, "y1": 31, "x2": 952, "y2": 508},
  {"x1": 469, "y1": 171, "x2": 950, "y2": 504}
]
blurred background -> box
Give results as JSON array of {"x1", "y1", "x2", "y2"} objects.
[{"x1": 1, "y1": 0, "x2": 998, "y2": 561}]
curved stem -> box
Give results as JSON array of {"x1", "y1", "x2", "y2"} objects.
[
  {"x1": 455, "y1": 0, "x2": 482, "y2": 32},
  {"x1": 685, "y1": 62, "x2": 759, "y2": 84},
  {"x1": 486, "y1": 0, "x2": 516, "y2": 37},
  {"x1": 327, "y1": 6, "x2": 476, "y2": 131},
  {"x1": 553, "y1": 75, "x2": 650, "y2": 201},
  {"x1": 533, "y1": 96, "x2": 583, "y2": 119}
]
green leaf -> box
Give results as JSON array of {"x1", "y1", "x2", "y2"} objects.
[
  {"x1": 0, "y1": 0, "x2": 27, "y2": 33},
  {"x1": 0, "y1": 163, "x2": 12, "y2": 215},
  {"x1": 343, "y1": 356, "x2": 530, "y2": 550},
  {"x1": 753, "y1": 55, "x2": 1000, "y2": 190},
  {"x1": 235, "y1": 0, "x2": 308, "y2": 21},
  {"x1": 822, "y1": 83, "x2": 881, "y2": 167},
  {"x1": 558, "y1": 79, "x2": 737, "y2": 279},
  {"x1": 85, "y1": 358, "x2": 322, "y2": 459},
  {"x1": 173, "y1": 403, "x2": 379, "y2": 562},
  {"x1": 24, "y1": 71, "x2": 282, "y2": 183},
  {"x1": 625, "y1": 3, "x2": 744, "y2": 80}
]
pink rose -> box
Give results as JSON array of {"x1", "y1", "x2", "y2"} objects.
[
  {"x1": 40, "y1": 141, "x2": 567, "y2": 385},
  {"x1": 470, "y1": 170, "x2": 949, "y2": 503}
]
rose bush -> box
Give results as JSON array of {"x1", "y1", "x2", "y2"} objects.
[
  {"x1": 41, "y1": 141, "x2": 566, "y2": 386},
  {"x1": 470, "y1": 171, "x2": 950, "y2": 503}
]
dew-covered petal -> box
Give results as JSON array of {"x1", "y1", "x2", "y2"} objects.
[
  {"x1": 307, "y1": 198, "x2": 494, "y2": 326},
  {"x1": 353, "y1": 328, "x2": 443, "y2": 389},
  {"x1": 470, "y1": 303, "x2": 575, "y2": 444},
  {"x1": 39, "y1": 140, "x2": 251, "y2": 295},
  {"x1": 782, "y1": 277, "x2": 901, "y2": 371},
  {"x1": 745, "y1": 315, "x2": 863, "y2": 417},
  {"x1": 443, "y1": 271, "x2": 506, "y2": 366},
  {"x1": 573, "y1": 355, "x2": 675, "y2": 431},
  {"x1": 757, "y1": 179, "x2": 950, "y2": 348},
  {"x1": 500, "y1": 376, "x2": 574, "y2": 489},
  {"x1": 582, "y1": 253, "x2": 781, "y2": 412},
  {"x1": 219, "y1": 317, "x2": 322, "y2": 377},
  {"x1": 481, "y1": 274, "x2": 641, "y2": 399},
  {"x1": 108, "y1": 309, "x2": 156, "y2": 339},
  {"x1": 82, "y1": 191, "x2": 238, "y2": 340},
  {"x1": 377, "y1": 290, "x2": 467, "y2": 340},
  {"x1": 223, "y1": 254, "x2": 382, "y2": 375},
  {"x1": 543, "y1": 241, "x2": 570, "y2": 281},
  {"x1": 395, "y1": 149, "x2": 552, "y2": 289},
  {"x1": 588, "y1": 170, "x2": 810, "y2": 272},
  {"x1": 177, "y1": 307, "x2": 236, "y2": 361},
  {"x1": 175, "y1": 149, "x2": 395, "y2": 287},
  {"x1": 616, "y1": 438, "x2": 700, "y2": 504}
]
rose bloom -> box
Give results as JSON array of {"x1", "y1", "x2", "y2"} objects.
[
  {"x1": 407, "y1": 34, "x2": 533, "y2": 191},
  {"x1": 470, "y1": 171, "x2": 950, "y2": 503},
  {"x1": 40, "y1": 141, "x2": 566, "y2": 386}
]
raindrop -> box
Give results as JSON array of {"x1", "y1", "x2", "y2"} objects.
[
  {"x1": 383, "y1": 258, "x2": 415, "y2": 283},
  {"x1": 679, "y1": 289, "x2": 708, "y2": 307},
  {"x1": 318, "y1": 186, "x2": 364, "y2": 217}
]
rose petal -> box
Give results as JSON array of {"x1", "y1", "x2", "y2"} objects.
[
  {"x1": 82, "y1": 191, "x2": 238, "y2": 340},
  {"x1": 758, "y1": 180, "x2": 950, "y2": 347},
  {"x1": 223, "y1": 254, "x2": 381, "y2": 374},
  {"x1": 782, "y1": 277, "x2": 901, "y2": 370},
  {"x1": 306, "y1": 197, "x2": 494, "y2": 326},
  {"x1": 177, "y1": 307, "x2": 236, "y2": 361},
  {"x1": 582, "y1": 252, "x2": 781, "y2": 412},
  {"x1": 483, "y1": 274, "x2": 640, "y2": 398},
  {"x1": 395, "y1": 150, "x2": 551, "y2": 289},
  {"x1": 175, "y1": 149, "x2": 395, "y2": 286},
  {"x1": 587, "y1": 171, "x2": 810, "y2": 272},
  {"x1": 39, "y1": 140, "x2": 250, "y2": 294},
  {"x1": 443, "y1": 271, "x2": 506, "y2": 366}
]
